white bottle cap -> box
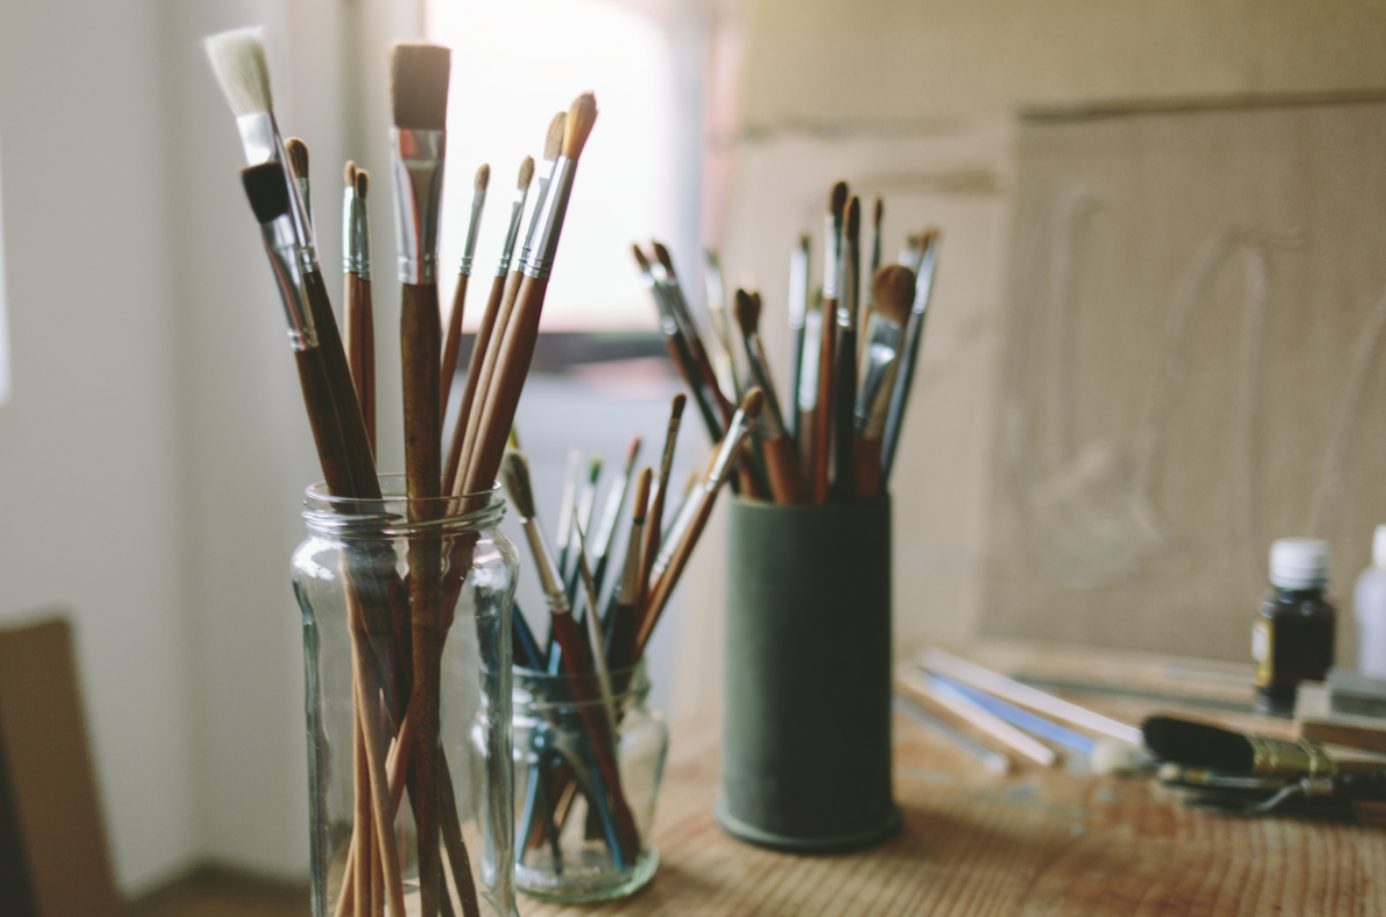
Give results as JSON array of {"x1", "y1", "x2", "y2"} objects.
[
  {"x1": 1270, "y1": 537, "x2": 1330, "y2": 589},
  {"x1": 1373, "y1": 525, "x2": 1386, "y2": 568}
]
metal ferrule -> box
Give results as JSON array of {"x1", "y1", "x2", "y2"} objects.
[
  {"x1": 258, "y1": 215, "x2": 318, "y2": 351},
  {"x1": 709, "y1": 409, "x2": 752, "y2": 486},
  {"x1": 856, "y1": 347, "x2": 902, "y2": 438},
  {"x1": 390, "y1": 128, "x2": 446, "y2": 285},
  {"x1": 797, "y1": 310, "x2": 823, "y2": 411},
  {"x1": 458, "y1": 186, "x2": 487, "y2": 276},
  {"x1": 515, "y1": 172, "x2": 554, "y2": 275},
  {"x1": 617, "y1": 520, "x2": 645, "y2": 604},
  {"x1": 522, "y1": 157, "x2": 576, "y2": 280},
  {"x1": 521, "y1": 519, "x2": 570, "y2": 611},
  {"x1": 497, "y1": 190, "x2": 529, "y2": 277},
  {"x1": 1248, "y1": 735, "x2": 1335, "y2": 778},
  {"x1": 838, "y1": 246, "x2": 858, "y2": 330},
  {"x1": 342, "y1": 188, "x2": 371, "y2": 278}
]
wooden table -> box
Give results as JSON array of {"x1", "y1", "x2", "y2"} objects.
[{"x1": 523, "y1": 642, "x2": 1386, "y2": 916}]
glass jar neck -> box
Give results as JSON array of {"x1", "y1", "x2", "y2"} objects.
[
  {"x1": 513, "y1": 660, "x2": 651, "y2": 712},
  {"x1": 302, "y1": 475, "x2": 506, "y2": 538}
]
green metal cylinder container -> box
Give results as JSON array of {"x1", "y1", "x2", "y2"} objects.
[{"x1": 716, "y1": 495, "x2": 899, "y2": 851}]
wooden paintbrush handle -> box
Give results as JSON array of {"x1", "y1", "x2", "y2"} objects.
[
  {"x1": 763, "y1": 433, "x2": 808, "y2": 505},
  {"x1": 344, "y1": 273, "x2": 376, "y2": 457},
  {"x1": 454, "y1": 271, "x2": 524, "y2": 495},
  {"x1": 812, "y1": 298, "x2": 837, "y2": 504},
  {"x1": 304, "y1": 269, "x2": 379, "y2": 498},
  {"x1": 854, "y1": 434, "x2": 884, "y2": 498},
  {"x1": 445, "y1": 273, "x2": 506, "y2": 488},
  {"x1": 439, "y1": 272, "x2": 470, "y2": 421}
]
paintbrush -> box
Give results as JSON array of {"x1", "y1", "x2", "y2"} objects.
[
  {"x1": 342, "y1": 162, "x2": 376, "y2": 454},
  {"x1": 1143, "y1": 716, "x2": 1386, "y2": 778},
  {"x1": 440, "y1": 163, "x2": 489, "y2": 422},
  {"x1": 443, "y1": 155, "x2": 535, "y2": 487},
  {"x1": 703, "y1": 249, "x2": 741, "y2": 398},
  {"x1": 637, "y1": 394, "x2": 686, "y2": 613},
  {"x1": 811, "y1": 182, "x2": 848, "y2": 502},
  {"x1": 388, "y1": 41, "x2": 450, "y2": 917},
  {"x1": 205, "y1": 28, "x2": 313, "y2": 245},
  {"x1": 450, "y1": 113, "x2": 564, "y2": 495},
  {"x1": 590, "y1": 436, "x2": 642, "y2": 595},
  {"x1": 869, "y1": 197, "x2": 883, "y2": 299},
  {"x1": 554, "y1": 448, "x2": 581, "y2": 579},
  {"x1": 606, "y1": 467, "x2": 653, "y2": 668},
  {"x1": 786, "y1": 234, "x2": 810, "y2": 445},
  {"x1": 638, "y1": 389, "x2": 764, "y2": 655},
  {"x1": 853, "y1": 264, "x2": 915, "y2": 498},
  {"x1": 733, "y1": 290, "x2": 804, "y2": 504},
  {"x1": 501, "y1": 449, "x2": 642, "y2": 860},
  {"x1": 650, "y1": 242, "x2": 734, "y2": 426},
  {"x1": 285, "y1": 137, "x2": 312, "y2": 231},
  {"x1": 882, "y1": 228, "x2": 940, "y2": 482},
  {"x1": 831, "y1": 196, "x2": 861, "y2": 498},
  {"x1": 634, "y1": 244, "x2": 721, "y2": 438},
  {"x1": 563, "y1": 456, "x2": 603, "y2": 585},
  {"x1": 572, "y1": 516, "x2": 618, "y2": 732}
]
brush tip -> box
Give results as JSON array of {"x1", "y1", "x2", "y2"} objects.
[
  {"x1": 355, "y1": 168, "x2": 369, "y2": 198},
  {"x1": 633, "y1": 467, "x2": 654, "y2": 519},
  {"x1": 1142, "y1": 716, "x2": 1252, "y2": 772},
  {"x1": 871, "y1": 265, "x2": 916, "y2": 325},
  {"x1": 844, "y1": 196, "x2": 861, "y2": 238},
  {"x1": 285, "y1": 137, "x2": 309, "y2": 178},
  {"x1": 500, "y1": 450, "x2": 537, "y2": 519},
  {"x1": 873, "y1": 195, "x2": 884, "y2": 225},
  {"x1": 344, "y1": 160, "x2": 357, "y2": 187},
  {"x1": 732, "y1": 288, "x2": 759, "y2": 336},
  {"x1": 518, "y1": 155, "x2": 535, "y2": 190},
  {"x1": 561, "y1": 92, "x2": 598, "y2": 160},
  {"x1": 829, "y1": 181, "x2": 848, "y2": 219},
  {"x1": 586, "y1": 456, "x2": 604, "y2": 483},
  {"x1": 650, "y1": 241, "x2": 675, "y2": 276},
  {"x1": 741, "y1": 387, "x2": 765, "y2": 419},
  {"x1": 671, "y1": 392, "x2": 687, "y2": 419},
  {"x1": 241, "y1": 162, "x2": 291, "y2": 225},
  {"x1": 631, "y1": 243, "x2": 652, "y2": 272},
  {"x1": 474, "y1": 163, "x2": 490, "y2": 192},
  {"x1": 544, "y1": 112, "x2": 566, "y2": 161},
  {"x1": 204, "y1": 26, "x2": 272, "y2": 117},
  {"x1": 388, "y1": 42, "x2": 450, "y2": 131},
  {"x1": 626, "y1": 436, "x2": 642, "y2": 467}
]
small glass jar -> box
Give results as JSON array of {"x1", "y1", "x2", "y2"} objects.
[
  {"x1": 511, "y1": 661, "x2": 667, "y2": 902},
  {"x1": 293, "y1": 478, "x2": 519, "y2": 916},
  {"x1": 1254, "y1": 537, "x2": 1337, "y2": 716}
]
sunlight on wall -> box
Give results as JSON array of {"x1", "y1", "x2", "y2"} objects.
[{"x1": 428, "y1": 0, "x2": 678, "y2": 330}]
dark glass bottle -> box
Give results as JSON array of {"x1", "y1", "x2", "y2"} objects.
[{"x1": 1253, "y1": 538, "x2": 1336, "y2": 716}]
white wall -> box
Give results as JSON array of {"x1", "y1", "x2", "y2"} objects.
[{"x1": 0, "y1": 0, "x2": 194, "y2": 895}]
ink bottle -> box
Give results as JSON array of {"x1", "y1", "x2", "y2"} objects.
[{"x1": 1253, "y1": 538, "x2": 1336, "y2": 716}]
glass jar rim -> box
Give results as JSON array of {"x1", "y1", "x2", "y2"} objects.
[
  {"x1": 302, "y1": 475, "x2": 505, "y2": 536},
  {"x1": 512, "y1": 660, "x2": 651, "y2": 707}
]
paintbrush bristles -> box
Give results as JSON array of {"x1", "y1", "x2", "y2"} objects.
[
  {"x1": 355, "y1": 168, "x2": 369, "y2": 198},
  {"x1": 544, "y1": 113, "x2": 566, "y2": 161},
  {"x1": 844, "y1": 196, "x2": 860, "y2": 240},
  {"x1": 388, "y1": 42, "x2": 451, "y2": 131},
  {"x1": 741, "y1": 387, "x2": 765, "y2": 420},
  {"x1": 286, "y1": 138, "x2": 309, "y2": 180},
  {"x1": 632, "y1": 468, "x2": 653, "y2": 522},
  {"x1": 344, "y1": 160, "x2": 357, "y2": 187},
  {"x1": 670, "y1": 392, "x2": 687, "y2": 421},
  {"x1": 871, "y1": 265, "x2": 916, "y2": 325},
  {"x1": 242, "y1": 163, "x2": 291, "y2": 223},
  {"x1": 204, "y1": 27, "x2": 272, "y2": 117},
  {"x1": 562, "y1": 92, "x2": 598, "y2": 160},
  {"x1": 475, "y1": 163, "x2": 490, "y2": 191},
  {"x1": 650, "y1": 241, "x2": 677, "y2": 277},
  {"x1": 518, "y1": 156, "x2": 535, "y2": 189},
  {"x1": 830, "y1": 181, "x2": 848, "y2": 220},
  {"x1": 732, "y1": 289, "x2": 760, "y2": 339},
  {"x1": 500, "y1": 450, "x2": 538, "y2": 520}
]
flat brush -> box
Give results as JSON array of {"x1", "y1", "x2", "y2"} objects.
[
  {"x1": 637, "y1": 394, "x2": 686, "y2": 613},
  {"x1": 204, "y1": 28, "x2": 313, "y2": 247},
  {"x1": 444, "y1": 154, "x2": 535, "y2": 487},
  {"x1": 388, "y1": 40, "x2": 451, "y2": 917},
  {"x1": 342, "y1": 162, "x2": 376, "y2": 454},
  {"x1": 285, "y1": 137, "x2": 312, "y2": 231},
  {"x1": 786, "y1": 235, "x2": 810, "y2": 445},
  {"x1": 812, "y1": 181, "x2": 848, "y2": 503},
  {"x1": 831, "y1": 196, "x2": 861, "y2": 498},
  {"x1": 606, "y1": 467, "x2": 653, "y2": 668},
  {"x1": 638, "y1": 388, "x2": 764, "y2": 655},
  {"x1": 440, "y1": 163, "x2": 489, "y2": 422},
  {"x1": 733, "y1": 290, "x2": 805, "y2": 504},
  {"x1": 1143, "y1": 716, "x2": 1386, "y2": 778},
  {"x1": 852, "y1": 265, "x2": 914, "y2": 498},
  {"x1": 501, "y1": 448, "x2": 642, "y2": 860},
  {"x1": 882, "y1": 228, "x2": 940, "y2": 482}
]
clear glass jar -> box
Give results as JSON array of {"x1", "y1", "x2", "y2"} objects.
[
  {"x1": 292, "y1": 477, "x2": 519, "y2": 916},
  {"x1": 512, "y1": 661, "x2": 667, "y2": 902}
]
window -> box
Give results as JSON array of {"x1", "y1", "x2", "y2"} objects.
[{"x1": 427, "y1": 0, "x2": 683, "y2": 332}]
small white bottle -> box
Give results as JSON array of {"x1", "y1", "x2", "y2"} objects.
[{"x1": 1353, "y1": 525, "x2": 1386, "y2": 677}]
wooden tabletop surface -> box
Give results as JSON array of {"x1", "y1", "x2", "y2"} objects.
[{"x1": 522, "y1": 642, "x2": 1386, "y2": 916}]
